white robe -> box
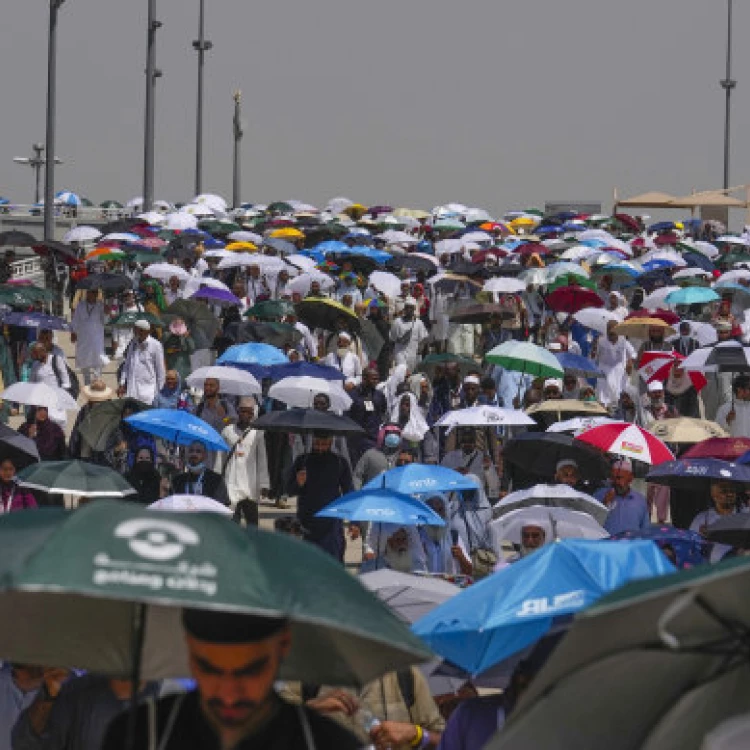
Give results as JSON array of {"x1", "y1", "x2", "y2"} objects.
[
  {"x1": 121, "y1": 336, "x2": 166, "y2": 405},
  {"x1": 716, "y1": 400, "x2": 750, "y2": 438},
  {"x1": 391, "y1": 318, "x2": 429, "y2": 369},
  {"x1": 70, "y1": 301, "x2": 106, "y2": 369},
  {"x1": 220, "y1": 424, "x2": 270, "y2": 506},
  {"x1": 595, "y1": 336, "x2": 635, "y2": 408},
  {"x1": 447, "y1": 323, "x2": 480, "y2": 357},
  {"x1": 323, "y1": 351, "x2": 362, "y2": 383}
]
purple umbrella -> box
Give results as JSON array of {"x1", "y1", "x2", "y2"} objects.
[
  {"x1": 190, "y1": 287, "x2": 241, "y2": 307},
  {"x1": 0, "y1": 311, "x2": 70, "y2": 331}
]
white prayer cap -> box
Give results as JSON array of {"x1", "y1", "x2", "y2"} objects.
[
  {"x1": 544, "y1": 378, "x2": 563, "y2": 391},
  {"x1": 403, "y1": 297, "x2": 417, "y2": 307},
  {"x1": 463, "y1": 375, "x2": 480, "y2": 385},
  {"x1": 134, "y1": 319, "x2": 151, "y2": 331},
  {"x1": 647, "y1": 380, "x2": 664, "y2": 392},
  {"x1": 337, "y1": 331, "x2": 352, "y2": 343},
  {"x1": 613, "y1": 457, "x2": 633, "y2": 472}
]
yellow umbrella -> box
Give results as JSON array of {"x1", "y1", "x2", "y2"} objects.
[
  {"x1": 614, "y1": 318, "x2": 676, "y2": 339},
  {"x1": 225, "y1": 241, "x2": 258, "y2": 252},
  {"x1": 649, "y1": 418, "x2": 727, "y2": 444},
  {"x1": 269, "y1": 227, "x2": 304, "y2": 240},
  {"x1": 342, "y1": 203, "x2": 368, "y2": 220},
  {"x1": 393, "y1": 208, "x2": 431, "y2": 220},
  {"x1": 509, "y1": 217, "x2": 538, "y2": 228}
]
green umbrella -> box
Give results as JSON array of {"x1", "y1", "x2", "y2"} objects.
[
  {"x1": 16, "y1": 460, "x2": 136, "y2": 497},
  {"x1": 490, "y1": 556, "x2": 750, "y2": 750},
  {"x1": 126, "y1": 250, "x2": 165, "y2": 265},
  {"x1": 245, "y1": 299, "x2": 295, "y2": 320},
  {"x1": 485, "y1": 341, "x2": 565, "y2": 379},
  {"x1": 78, "y1": 398, "x2": 152, "y2": 452},
  {"x1": 0, "y1": 284, "x2": 54, "y2": 307},
  {"x1": 416, "y1": 353, "x2": 478, "y2": 379},
  {"x1": 100, "y1": 200, "x2": 124, "y2": 209},
  {"x1": 108, "y1": 311, "x2": 163, "y2": 329},
  {"x1": 162, "y1": 299, "x2": 220, "y2": 349},
  {"x1": 546, "y1": 275, "x2": 597, "y2": 293},
  {"x1": 239, "y1": 321, "x2": 303, "y2": 349},
  {"x1": 198, "y1": 219, "x2": 242, "y2": 235},
  {"x1": 0, "y1": 500, "x2": 431, "y2": 685}
]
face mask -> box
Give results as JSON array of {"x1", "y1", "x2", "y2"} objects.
[
  {"x1": 189, "y1": 461, "x2": 205, "y2": 473},
  {"x1": 383, "y1": 433, "x2": 401, "y2": 450},
  {"x1": 336, "y1": 347, "x2": 349, "y2": 358}
]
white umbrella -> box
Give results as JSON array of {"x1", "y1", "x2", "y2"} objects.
[
  {"x1": 692, "y1": 240, "x2": 720, "y2": 258},
  {"x1": 370, "y1": 271, "x2": 402, "y2": 298},
  {"x1": 193, "y1": 193, "x2": 228, "y2": 212},
  {"x1": 483, "y1": 278, "x2": 526, "y2": 294},
  {"x1": 717, "y1": 235, "x2": 749, "y2": 246},
  {"x1": 101, "y1": 232, "x2": 140, "y2": 243},
  {"x1": 286, "y1": 272, "x2": 335, "y2": 297},
  {"x1": 435, "y1": 405, "x2": 535, "y2": 431},
  {"x1": 686, "y1": 321, "x2": 719, "y2": 347},
  {"x1": 148, "y1": 494, "x2": 233, "y2": 515},
  {"x1": 638, "y1": 249, "x2": 687, "y2": 268},
  {"x1": 137, "y1": 211, "x2": 167, "y2": 226},
  {"x1": 143, "y1": 263, "x2": 191, "y2": 282},
  {"x1": 672, "y1": 268, "x2": 711, "y2": 281},
  {"x1": 186, "y1": 366, "x2": 261, "y2": 396},
  {"x1": 218, "y1": 253, "x2": 285, "y2": 272},
  {"x1": 434, "y1": 239, "x2": 466, "y2": 256},
  {"x1": 378, "y1": 230, "x2": 418, "y2": 245},
  {"x1": 227, "y1": 230, "x2": 263, "y2": 244},
  {"x1": 490, "y1": 506, "x2": 608, "y2": 547},
  {"x1": 181, "y1": 203, "x2": 215, "y2": 217},
  {"x1": 203, "y1": 249, "x2": 232, "y2": 260},
  {"x1": 493, "y1": 484, "x2": 609, "y2": 525},
  {"x1": 165, "y1": 212, "x2": 198, "y2": 230},
  {"x1": 1, "y1": 382, "x2": 78, "y2": 411},
  {"x1": 461, "y1": 231, "x2": 494, "y2": 244},
  {"x1": 640, "y1": 286, "x2": 681, "y2": 310},
  {"x1": 682, "y1": 341, "x2": 750, "y2": 373},
  {"x1": 153, "y1": 200, "x2": 174, "y2": 213},
  {"x1": 718, "y1": 269, "x2": 750, "y2": 284},
  {"x1": 546, "y1": 416, "x2": 619, "y2": 434},
  {"x1": 269, "y1": 377, "x2": 352, "y2": 411},
  {"x1": 410, "y1": 252, "x2": 440, "y2": 268},
  {"x1": 63, "y1": 226, "x2": 101, "y2": 243},
  {"x1": 573, "y1": 308, "x2": 621, "y2": 335},
  {"x1": 560, "y1": 246, "x2": 600, "y2": 262}
]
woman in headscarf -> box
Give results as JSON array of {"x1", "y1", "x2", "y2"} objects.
[
  {"x1": 0, "y1": 457, "x2": 37, "y2": 512},
  {"x1": 123, "y1": 446, "x2": 162, "y2": 504},
  {"x1": 105, "y1": 399, "x2": 157, "y2": 474},
  {"x1": 18, "y1": 407, "x2": 66, "y2": 461}
]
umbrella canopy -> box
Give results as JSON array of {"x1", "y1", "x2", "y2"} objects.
[
  {"x1": 63, "y1": 226, "x2": 102, "y2": 243},
  {"x1": 485, "y1": 341, "x2": 564, "y2": 380},
  {"x1": 269, "y1": 376, "x2": 351, "y2": 411},
  {"x1": 572, "y1": 307, "x2": 622, "y2": 336},
  {"x1": 490, "y1": 506, "x2": 608, "y2": 545},
  {"x1": 267, "y1": 361, "x2": 345, "y2": 382},
  {"x1": 191, "y1": 286, "x2": 242, "y2": 307},
  {"x1": 546, "y1": 416, "x2": 618, "y2": 435},
  {"x1": 489, "y1": 556, "x2": 750, "y2": 750},
  {"x1": 162, "y1": 299, "x2": 221, "y2": 350},
  {"x1": 646, "y1": 458, "x2": 750, "y2": 490},
  {"x1": 493, "y1": 484, "x2": 609, "y2": 525},
  {"x1": 705, "y1": 514, "x2": 750, "y2": 548},
  {"x1": 147, "y1": 495, "x2": 233, "y2": 515},
  {"x1": 682, "y1": 342, "x2": 750, "y2": 374},
  {"x1": 0, "y1": 501, "x2": 431, "y2": 686},
  {"x1": 665, "y1": 287, "x2": 720, "y2": 306},
  {"x1": 545, "y1": 285, "x2": 603, "y2": 314},
  {"x1": 16, "y1": 460, "x2": 135, "y2": 497},
  {"x1": 413, "y1": 539, "x2": 674, "y2": 677},
  {"x1": 611, "y1": 526, "x2": 710, "y2": 570},
  {"x1": 364, "y1": 464, "x2": 479, "y2": 495},
  {"x1": 77, "y1": 273, "x2": 133, "y2": 292},
  {"x1": 142, "y1": 263, "x2": 191, "y2": 282},
  {"x1": 614, "y1": 317, "x2": 676, "y2": 339},
  {"x1": 555, "y1": 352, "x2": 603, "y2": 378},
  {"x1": 0, "y1": 311, "x2": 70, "y2": 331},
  {"x1": 416, "y1": 354, "x2": 479, "y2": 379},
  {"x1": 576, "y1": 422, "x2": 674, "y2": 465},
  {"x1": 682, "y1": 437, "x2": 750, "y2": 460},
  {"x1": 525, "y1": 399, "x2": 608, "y2": 429},
  {"x1": 0, "y1": 422, "x2": 40, "y2": 469},
  {"x1": 435, "y1": 405, "x2": 535, "y2": 430},
  {"x1": 0, "y1": 382, "x2": 78, "y2": 412},
  {"x1": 649, "y1": 418, "x2": 728, "y2": 444},
  {"x1": 185, "y1": 366, "x2": 261, "y2": 396},
  {"x1": 245, "y1": 299, "x2": 295, "y2": 321},
  {"x1": 108, "y1": 311, "x2": 162, "y2": 329},
  {"x1": 251, "y1": 408, "x2": 365, "y2": 436},
  {"x1": 295, "y1": 298, "x2": 360, "y2": 334},
  {"x1": 448, "y1": 304, "x2": 511, "y2": 325},
  {"x1": 77, "y1": 399, "x2": 151, "y2": 452},
  {"x1": 234, "y1": 321, "x2": 303, "y2": 349},
  {"x1": 0, "y1": 230, "x2": 37, "y2": 247},
  {"x1": 626, "y1": 308, "x2": 681, "y2": 326},
  {"x1": 317, "y1": 489, "x2": 446, "y2": 527},
  {"x1": 125, "y1": 410, "x2": 229, "y2": 451},
  {"x1": 216, "y1": 343, "x2": 289, "y2": 374}
]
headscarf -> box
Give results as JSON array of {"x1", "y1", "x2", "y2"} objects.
[
  {"x1": 618, "y1": 383, "x2": 645, "y2": 426},
  {"x1": 142, "y1": 279, "x2": 166, "y2": 311},
  {"x1": 381, "y1": 363, "x2": 408, "y2": 412},
  {"x1": 390, "y1": 392, "x2": 430, "y2": 442},
  {"x1": 665, "y1": 363, "x2": 693, "y2": 396},
  {"x1": 408, "y1": 372, "x2": 433, "y2": 413},
  {"x1": 367, "y1": 523, "x2": 427, "y2": 572}
]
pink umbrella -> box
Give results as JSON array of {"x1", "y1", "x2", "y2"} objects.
[{"x1": 575, "y1": 422, "x2": 675, "y2": 465}]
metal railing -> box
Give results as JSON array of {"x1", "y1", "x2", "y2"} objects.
[
  {"x1": 10, "y1": 257, "x2": 45, "y2": 284},
  {"x1": 0, "y1": 205, "x2": 134, "y2": 222}
]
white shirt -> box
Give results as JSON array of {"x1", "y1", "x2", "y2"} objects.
[
  {"x1": 220, "y1": 423, "x2": 270, "y2": 504},
  {"x1": 121, "y1": 336, "x2": 166, "y2": 405},
  {"x1": 323, "y1": 350, "x2": 362, "y2": 383},
  {"x1": 716, "y1": 400, "x2": 750, "y2": 437}
]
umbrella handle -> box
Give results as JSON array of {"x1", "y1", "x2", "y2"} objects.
[
  {"x1": 126, "y1": 603, "x2": 147, "y2": 750},
  {"x1": 656, "y1": 591, "x2": 696, "y2": 650}
]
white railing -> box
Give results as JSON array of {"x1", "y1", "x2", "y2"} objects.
[{"x1": 0, "y1": 205, "x2": 133, "y2": 222}]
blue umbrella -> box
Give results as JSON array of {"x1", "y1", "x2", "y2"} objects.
[
  {"x1": 648, "y1": 221, "x2": 677, "y2": 233},
  {"x1": 642, "y1": 259, "x2": 677, "y2": 272},
  {"x1": 555, "y1": 352, "x2": 603, "y2": 378},
  {"x1": 268, "y1": 361, "x2": 345, "y2": 381},
  {"x1": 610, "y1": 526, "x2": 710, "y2": 570},
  {"x1": 681, "y1": 250, "x2": 715, "y2": 273},
  {"x1": 412, "y1": 539, "x2": 675, "y2": 675},
  {"x1": 203, "y1": 237, "x2": 225, "y2": 250},
  {"x1": 665, "y1": 287, "x2": 720, "y2": 306},
  {"x1": 314, "y1": 240, "x2": 349, "y2": 255},
  {"x1": 125, "y1": 409, "x2": 229, "y2": 451},
  {"x1": 217, "y1": 342, "x2": 289, "y2": 367},
  {"x1": 0, "y1": 311, "x2": 70, "y2": 331},
  {"x1": 316, "y1": 489, "x2": 446, "y2": 526},
  {"x1": 263, "y1": 237, "x2": 296, "y2": 255},
  {"x1": 363, "y1": 464, "x2": 479, "y2": 495}
]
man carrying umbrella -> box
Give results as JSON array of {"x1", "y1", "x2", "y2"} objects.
[
  {"x1": 716, "y1": 375, "x2": 750, "y2": 437},
  {"x1": 118, "y1": 320, "x2": 166, "y2": 405}
]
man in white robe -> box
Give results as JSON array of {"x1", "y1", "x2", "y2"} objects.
[
  {"x1": 118, "y1": 319, "x2": 166, "y2": 405},
  {"x1": 391, "y1": 298, "x2": 429, "y2": 370},
  {"x1": 594, "y1": 320, "x2": 636, "y2": 409},
  {"x1": 70, "y1": 288, "x2": 106, "y2": 385},
  {"x1": 323, "y1": 331, "x2": 362, "y2": 383}
]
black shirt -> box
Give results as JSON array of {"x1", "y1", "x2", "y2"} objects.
[{"x1": 101, "y1": 691, "x2": 361, "y2": 750}]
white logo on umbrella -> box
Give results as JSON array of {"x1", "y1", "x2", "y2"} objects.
[{"x1": 114, "y1": 519, "x2": 200, "y2": 561}]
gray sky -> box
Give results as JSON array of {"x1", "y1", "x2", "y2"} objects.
[{"x1": 1, "y1": 0, "x2": 747, "y2": 217}]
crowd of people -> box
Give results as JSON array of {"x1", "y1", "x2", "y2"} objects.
[{"x1": 1, "y1": 196, "x2": 750, "y2": 749}]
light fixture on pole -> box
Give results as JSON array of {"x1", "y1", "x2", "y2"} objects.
[
  {"x1": 193, "y1": 0, "x2": 212, "y2": 196},
  {"x1": 232, "y1": 90, "x2": 243, "y2": 209},
  {"x1": 720, "y1": 0, "x2": 736, "y2": 190},
  {"x1": 44, "y1": 0, "x2": 66, "y2": 242},
  {"x1": 143, "y1": 0, "x2": 162, "y2": 213},
  {"x1": 14, "y1": 144, "x2": 62, "y2": 204}
]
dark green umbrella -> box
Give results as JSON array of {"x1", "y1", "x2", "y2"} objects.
[
  {"x1": 0, "y1": 284, "x2": 54, "y2": 307},
  {"x1": 197, "y1": 219, "x2": 241, "y2": 235},
  {"x1": 238, "y1": 321, "x2": 303, "y2": 348},
  {"x1": 108, "y1": 311, "x2": 163, "y2": 329},
  {"x1": 78, "y1": 398, "x2": 152, "y2": 452},
  {"x1": 416, "y1": 353, "x2": 478, "y2": 379},
  {"x1": 162, "y1": 299, "x2": 220, "y2": 349},
  {"x1": 0, "y1": 500, "x2": 431, "y2": 685},
  {"x1": 245, "y1": 299, "x2": 295, "y2": 320},
  {"x1": 0, "y1": 423, "x2": 39, "y2": 469},
  {"x1": 490, "y1": 556, "x2": 750, "y2": 750},
  {"x1": 100, "y1": 200, "x2": 124, "y2": 209},
  {"x1": 16, "y1": 460, "x2": 136, "y2": 497},
  {"x1": 125, "y1": 250, "x2": 165, "y2": 265}
]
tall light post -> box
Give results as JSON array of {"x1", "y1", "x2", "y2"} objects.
[
  {"x1": 14, "y1": 144, "x2": 62, "y2": 204},
  {"x1": 143, "y1": 0, "x2": 162, "y2": 213},
  {"x1": 232, "y1": 90, "x2": 243, "y2": 209},
  {"x1": 44, "y1": 0, "x2": 66, "y2": 242},
  {"x1": 193, "y1": 0, "x2": 212, "y2": 196},
  {"x1": 720, "y1": 0, "x2": 736, "y2": 190}
]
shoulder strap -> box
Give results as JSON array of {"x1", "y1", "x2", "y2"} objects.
[
  {"x1": 50, "y1": 354, "x2": 63, "y2": 388},
  {"x1": 296, "y1": 705, "x2": 317, "y2": 750},
  {"x1": 396, "y1": 668, "x2": 416, "y2": 711},
  {"x1": 221, "y1": 427, "x2": 253, "y2": 476}
]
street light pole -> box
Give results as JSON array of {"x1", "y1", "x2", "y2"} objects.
[
  {"x1": 143, "y1": 0, "x2": 162, "y2": 212},
  {"x1": 193, "y1": 0, "x2": 212, "y2": 196},
  {"x1": 720, "y1": 0, "x2": 736, "y2": 190},
  {"x1": 44, "y1": 0, "x2": 65, "y2": 242},
  {"x1": 232, "y1": 90, "x2": 243, "y2": 209},
  {"x1": 14, "y1": 144, "x2": 62, "y2": 204}
]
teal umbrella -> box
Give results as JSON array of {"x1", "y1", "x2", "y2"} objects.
[
  {"x1": 16, "y1": 460, "x2": 136, "y2": 497},
  {"x1": 485, "y1": 341, "x2": 565, "y2": 380},
  {"x1": 665, "y1": 287, "x2": 720, "y2": 306}
]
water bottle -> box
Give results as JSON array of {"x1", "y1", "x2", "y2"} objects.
[{"x1": 358, "y1": 709, "x2": 381, "y2": 750}]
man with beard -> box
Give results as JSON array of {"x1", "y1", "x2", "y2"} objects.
[
  {"x1": 519, "y1": 523, "x2": 548, "y2": 557},
  {"x1": 172, "y1": 441, "x2": 229, "y2": 505},
  {"x1": 347, "y1": 367, "x2": 387, "y2": 463},
  {"x1": 361, "y1": 525, "x2": 427, "y2": 573},
  {"x1": 391, "y1": 298, "x2": 429, "y2": 370},
  {"x1": 102, "y1": 610, "x2": 360, "y2": 750},
  {"x1": 418, "y1": 496, "x2": 472, "y2": 576}
]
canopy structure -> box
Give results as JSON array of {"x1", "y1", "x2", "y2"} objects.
[
  {"x1": 613, "y1": 187, "x2": 750, "y2": 224},
  {"x1": 614, "y1": 191, "x2": 678, "y2": 209}
]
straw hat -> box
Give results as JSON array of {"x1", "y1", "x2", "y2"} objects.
[{"x1": 82, "y1": 380, "x2": 114, "y2": 402}]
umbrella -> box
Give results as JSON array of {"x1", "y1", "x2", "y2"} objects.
[
  {"x1": 682, "y1": 342, "x2": 750, "y2": 375},
  {"x1": 63, "y1": 226, "x2": 102, "y2": 243},
  {"x1": 368, "y1": 271, "x2": 402, "y2": 299},
  {"x1": 142, "y1": 263, "x2": 191, "y2": 282},
  {"x1": 0, "y1": 230, "x2": 37, "y2": 247},
  {"x1": 0, "y1": 311, "x2": 70, "y2": 331},
  {"x1": 16, "y1": 460, "x2": 135, "y2": 497},
  {"x1": 626, "y1": 307, "x2": 681, "y2": 326},
  {"x1": 190, "y1": 287, "x2": 242, "y2": 307},
  {"x1": 648, "y1": 418, "x2": 728, "y2": 444},
  {"x1": 637, "y1": 351, "x2": 707, "y2": 392},
  {"x1": 147, "y1": 495, "x2": 233, "y2": 515},
  {"x1": 0, "y1": 382, "x2": 78, "y2": 412},
  {"x1": 435, "y1": 405, "x2": 535, "y2": 430},
  {"x1": 108, "y1": 311, "x2": 162, "y2": 329},
  {"x1": 705, "y1": 514, "x2": 750, "y2": 548},
  {"x1": 0, "y1": 500, "x2": 431, "y2": 689},
  {"x1": 613, "y1": 318, "x2": 676, "y2": 339},
  {"x1": 162, "y1": 299, "x2": 221, "y2": 350},
  {"x1": 416, "y1": 354, "x2": 478, "y2": 379},
  {"x1": 32, "y1": 240, "x2": 80, "y2": 266},
  {"x1": 316, "y1": 489, "x2": 446, "y2": 527},
  {"x1": 665, "y1": 287, "x2": 720, "y2": 306},
  {"x1": 269, "y1": 376, "x2": 352, "y2": 411},
  {"x1": 545, "y1": 285, "x2": 603, "y2": 314},
  {"x1": 488, "y1": 556, "x2": 750, "y2": 750},
  {"x1": 682, "y1": 437, "x2": 750, "y2": 460},
  {"x1": 363, "y1": 464, "x2": 479, "y2": 494},
  {"x1": 555, "y1": 352, "x2": 603, "y2": 378},
  {"x1": 503, "y1": 432, "x2": 611, "y2": 483},
  {"x1": 576, "y1": 422, "x2": 674, "y2": 465},
  {"x1": 0, "y1": 422, "x2": 39, "y2": 469},
  {"x1": 233, "y1": 321, "x2": 303, "y2": 349},
  {"x1": 245, "y1": 299, "x2": 295, "y2": 321},
  {"x1": 251, "y1": 408, "x2": 365, "y2": 436},
  {"x1": 611, "y1": 526, "x2": 710, "y2": 570},
  {"x1": 413, "y1": 539, "x2": 674, "y2": 678},
  {"x1": 295, "y1": 298, "x2": 360, "y2": 333},
  {"x1": 78, "y1": 399, "x2": 152, "y2": 452},
  {"x1": 485, "y1": 341, "x2": 564, "y2": 380},
  {"x1": 77, "y1": 273, "x2": 133, "y2": 292},
  {"x1": 185, "y1": 366, "x2": 261, "y2": 396},
  {"x1": 493, "y1": 484, "x2": 609, "y2": 525},
  {"x1": 482, "y1": 277, "x2": 526, "y2": 295},
  {"x1": 524, "y1": 399, "x2": 608, "y2": 429},
  {"x1": 640, "y1": 285, "x2": 681, "y2": 309},
  {"x1": 359, "y1": 570, "x2": 458, "y2": 624},
  {"x1": 125, "y1": 410, "x2": 229, "y2": 451},
  {"x1": 267, "y1": 361, "x2": 344, "y2": 382},
  {"x1": 216, "y1": 343, "x2": 289, "y2": 376},
  {"x1": 645, "y1": 458, "x2": 750, "y2": 491},
  {"x1": 490, "y1": 506, "x2": 608, "y2": 545},
  {"x1": 572, "y1": 307, "x2": 622, "y2": 336},
  {"x1": 546, "y1": 416, "x2": 619, "y2": 435},
  {"x1": 448, "y1": 304, "x2": 511, "y2": 324},
  {"x1": 386, "y1": 254, "x2": 440, "y2": 273}
]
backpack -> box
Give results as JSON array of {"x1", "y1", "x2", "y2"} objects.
[{"x1": 51, "y1": 354, "x2": 80, "y2": 399}]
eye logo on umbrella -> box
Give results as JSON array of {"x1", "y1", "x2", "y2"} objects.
[{"x1": 115, "y1": 519, "x2": 200, "y2": 561}]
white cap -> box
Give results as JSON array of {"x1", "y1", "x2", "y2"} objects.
[
  {"x1": 464, "y1": 375, "x2": 480, "y2": 385},
  {"x1": 544, "y1": 378, "x2": 563, "y2": 391},
  {"x1": 556, "y1": 459, "x2": 579, "y2": 472},
  {"x1": 337, "y1": 331, "x2": 352, "y2": 343},
  {"x1": 547, "y1": 342, "x2": 563, "y2": 352},
  {"x1": 403, "y1": 297, "x2": 417, "y2": 307},
  {"x1": 134, "y1": 319, "x2": 151, "y2": 331},
  {"x1": 647, "y1": 380, "x2": 664, "y2": 392}
]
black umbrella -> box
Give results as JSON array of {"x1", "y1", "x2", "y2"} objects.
[
  {"x1": 0, "y1": 231, "x2": 38, "y2": 248},
  {"x1": 295, "y1": 298, "x2": 361, "y2": 334},
  {"x1": 416, "y1": 353, "x2": 478, "y2": 379},
  {"x1": 162, "y1": 299, "x2": 220, "y2": 349},
  {"x1": 328, "y1": 253, "x2": 378, "y2": 274},
  {"x1": 252, "y1": 408, "x2": 365, "y2": 436},
  {"x1": 32, "y1": 240, "x2": 80, "y2": 265},
  {"x1": 448, "y1": 304, "x2": 512, "y2": 324},
  {"x1": 386, "y1": 255, "x2": 438, "y2": 274},
  {"x1": 705, "y1": 514, "x2": 750, "y2": 548},
  {"x1": 503, "y1": 432, "x2": 611, "y2": 486},
  {"x1": 0, "y1": 423, "x2": 39, "y2": 469},
  {"x1": 234, "y1": 321, "x2": 303, "y2": 348},
  {"x1": 77, "y1": 273, "x2": 133, "y2": 292}
]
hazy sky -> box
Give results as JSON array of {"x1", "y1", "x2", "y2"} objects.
[{"x1": 0, "y1": 0, "x2": 747, "y2": 217}]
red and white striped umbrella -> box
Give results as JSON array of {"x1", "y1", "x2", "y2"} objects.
[
  {"x1": 575, "y1": 422, "x2": 675, "y2": 465},
  {"x1": 637, "y1": 351, "x2": 707, "y2": 392}
]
